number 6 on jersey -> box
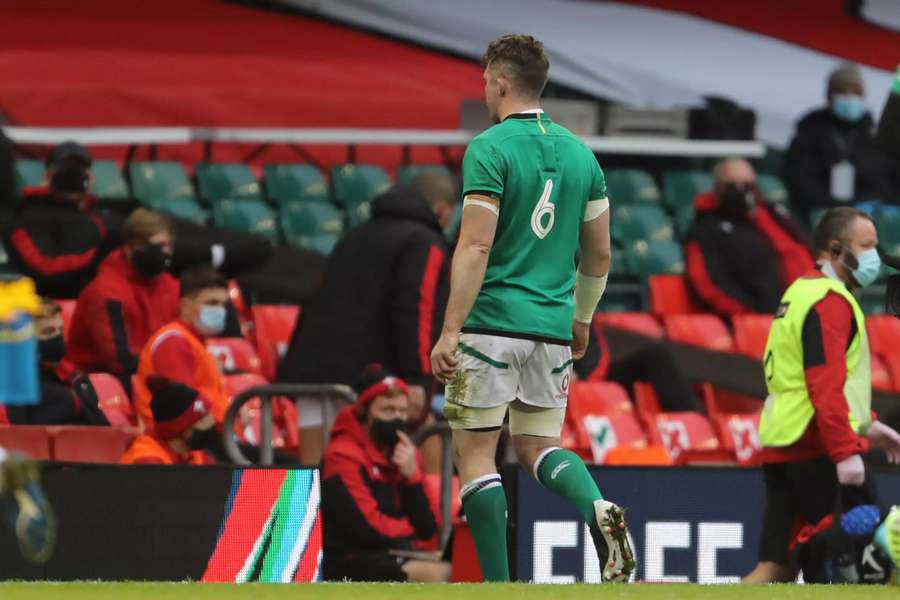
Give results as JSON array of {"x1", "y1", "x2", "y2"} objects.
[{"x1": 531, "y1": 179, "x2": 555, "y2": 239}]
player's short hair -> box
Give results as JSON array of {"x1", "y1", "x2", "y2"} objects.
[
  {"x1": 179, "y1": 266, "x2": 227, "y2": 299},
  {"x1": 123, "y1": 208, "x2": 173, "y2": 246},
  {"x1": 482, "y1": 34, "x2": 549, "y2": 99},
  {"x1": 814, "y1": 207, "x2": 873, "y2": 254}
]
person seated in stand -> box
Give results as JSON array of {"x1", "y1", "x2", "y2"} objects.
[
  {"x1": 120, "y1": 382, "x2": 218, "y2": 465},
  {"x1": 685, "y1": 158, "x2": 814, "y2": 319},
  {"x1": 322, "y1": 366, "x2": 450, "y2": 582},
  {"x1": 64, "y1": 208, "x2": 179, "y2": 384}
]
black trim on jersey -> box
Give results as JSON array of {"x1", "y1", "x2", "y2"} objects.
[
  {"x1": 463, "y1": 190, "x2": 501, "y2": 200},
  {"x1": 503, "y1": 113, "x2": 541, "y2": 121},
  {"x1": 461, "y1": 326, "x2": 570, "y2": 346}
]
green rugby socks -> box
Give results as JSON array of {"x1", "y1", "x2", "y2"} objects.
[
  {"x1": 460, "y1": 473, "x2": 510, "y2": 582},
  {"x1": 535, "y1": 447, "x2": 603, "y2": 523}
]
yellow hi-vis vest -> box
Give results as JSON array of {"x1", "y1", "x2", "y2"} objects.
[{"x1": 759, "y1": 275, "x2": 871, "y2": 447}]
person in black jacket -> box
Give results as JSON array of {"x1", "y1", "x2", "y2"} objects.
[
  {"x1": 784, "y1": 63, "x2": 900, "y2": 222},
  {"x1": 279, "y1": 173, "x2": 455, "y2": 464}
]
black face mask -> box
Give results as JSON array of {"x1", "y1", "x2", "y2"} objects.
[
  {"x1": 50, "y1": 167, "x2": 89, "y2": 194},
  {"x1": 187, "y1": 427, "x2": 220, "y2": 451},
  {"x1": 131, "y1": 244, "x2": 172, "y2": 278},
  {"x1": 38, "y1": 335, "x2": 65, "y2": 364},
  {"x1": 718, "y1": 183, "x2": 757, "y2": 218},
  {"x1": 370, "y1": 418, "x2": 405, "y2": 449}
]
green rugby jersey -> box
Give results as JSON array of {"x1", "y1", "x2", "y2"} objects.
[{"x1": 461, "y1": 111, "x2": 607, "y2": 343}]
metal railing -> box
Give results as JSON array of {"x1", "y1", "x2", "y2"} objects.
[{"x1": 412, "y1": 421, "x2": 454, "y2": 549}]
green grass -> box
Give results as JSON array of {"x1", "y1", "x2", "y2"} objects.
[{"x1": 0, "y1": 583, "x2": 897, "y2": 600}]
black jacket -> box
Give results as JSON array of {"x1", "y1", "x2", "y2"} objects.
[
  {"x1": 278, "y1": 186, "x2": 450, "y2": 389},
  {"x1": 4, "y1": 364, "x2": 109, "y2": 426},
  {"x1": 783, "y1": 107, "x2": 900, "y2": 219}
]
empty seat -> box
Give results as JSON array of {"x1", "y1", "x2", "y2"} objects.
[
  {"x1": 664, "y1": 314, "x2": 735, "y2": 352},
  {"x1": 702, "y1": 385, "x2": 763, "y2": 418},
  {"x1": 280, "y1": 201, "x2": 344, "y2": 254},
  {"x1": 251, "y1": 305, "x2": 300, "y2": 381},
  {"x1": 624, "y1": 239, "x2": 684, "y2": 279},
  {"x1": 264, "y1": 164, "x2": 329, "y2": 207},
  {"x1": 90, "y1": 160, "x2": 129, "y2": 203},
  {"x1": 88, "y1": 373, "x2": 136, "y2": 427},
  {"x1": 713, "y1": 412, "x2": 762, "y2": 465},
  {"x1": 594, "y1": 312, "x2": 663, "y2": 339},
  {"x1": 611, "y1": 204, "x2": 674, "y2": 244},
  {"x1": 128, "y1": 162, "x2": 207, "y2": 224},
  {"x1": 756, "y1": 174, "x2": 789, "y2": 204},
  {"x1": 195, "y1": 162, "x2": 262, "y2": 205},
  {"x1": 0, "y1": 426, "x2": 51, "y2": 459},
  {"x1": 14, "y1": 160, "x2": 44, "y2": 194},
  {"x1": 206, "y1": 337, "x2": 263, "y2": 375},
  {"x1": 605, "y1": 169, "x2": 661, "y2": 205},
  {"x1": 52, "y1": 426, "x2": 137, "y2": 463},
  {"x1": 632, "y1": 381, "x2": 662, "y2": 430},
  {"x1": 580, "y1": 412, "x2": 648, "y2": 464},
  {"x1": 732, "y1": 314, "x2": 774, "y2": 359},
  {"x1": 875, "y1": 211, "x2": 900, "y2": 256},
  {"x1": 211, "y1": 199, "x2": 278, "y2": 240},
  {"x1": 662, "y1": 170, "x2": 713, "y2": 212},
  {"x1": 649, "y1": 412, "x2": 720, "y2": 462},
  {"x1": 331, "y1": 164, "x2": 391, "y2": 227},
  {"x1": 648, "y1": 274, "x2": 704, "y2": 317},
  {"x1": 224, "y1": 373, "x2": 269, "y2": 398},
  {"x1": 397, "y1": 164, "x2": 453, "y2": 185},
  {"x1": 568, "y1": 381, "x2": 633, "y2": 418}
]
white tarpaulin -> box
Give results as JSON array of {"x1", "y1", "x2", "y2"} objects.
[{"x1": 286, "y1": 0, "x2": 894, "y2": 146}]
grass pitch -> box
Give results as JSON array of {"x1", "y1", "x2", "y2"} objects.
[{"x1": 0, "y1": 583, "x2": 897, "y2": 599}]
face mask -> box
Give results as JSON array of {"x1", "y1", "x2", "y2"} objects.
[
  {"x1": 38, "y1": 335, "x2": 65, "y2": 364},
  {"x1": 187, "y1": 427, "x2": 220, "y2": 451},
  {"x1": 196, "y1": 305, "x2": 227, "y2": 336},
  {"x1": 50, "y1": 167, "x2": 89, "y2": 194},
  {"x1": 832, "y1": 94, "x2": 867, "y2": 123},
  {"x1": 849, "y1": 247, "x2": 881, "y2": 288},
  {"x1": 131, "y1": 244, "x2": 172, "y2": 278},
  {"x1": 718, "y1": 183, "x2": 756, "y2": 217},
  {"x1": 370, "y1": 418, "x2": 405, "y2": 449}
]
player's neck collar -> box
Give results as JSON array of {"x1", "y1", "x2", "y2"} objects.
[{"x1": 503, "y1": 108, "x2": 545, "y2": 121}]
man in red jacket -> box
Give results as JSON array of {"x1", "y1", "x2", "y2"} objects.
[
  {"x1": 65, "y1": 208, "x2": 179, "y2": 383},
  {"x1": 321, "y1": 366, "x2": 449, "y2": 582}
]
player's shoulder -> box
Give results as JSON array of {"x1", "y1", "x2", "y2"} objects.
[{"x1": 549, "y1": 121, "x2": 596, "y2": 157}]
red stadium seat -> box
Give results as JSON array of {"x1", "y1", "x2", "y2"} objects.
[
  {"x1": 88, "y1": 373, "x2": 136, "y2": 427},
  {"x1": 648, "y1": 412, "x2": 720, "y2": 462},
  {"x1": 866, "y1": 315, "x2": 900, "y2": 358},
  {"x1": 50, "y1": 426, "x2": 138, "y2": 463},
  {"x1": 251, "y1": 304, "x2": 300, "y2": 381},
  {"x1": 594, "y1": 312, "x2": 664, "y2": 339},
  {"x1": 648, "y1": 274, "x2": 703, "y2": 317},
  {"x1": 732, "y1": 314, "x2": 774, "y2": 360},
  {"x1": 0, "y1": 426, "x2": 51, "y2": 459},
  {"x1": 871, "y1": 353, "x2": 893, "y2": 391},
  {"x1": 702, "y1": 384, "x2": 763, "y2": 419},
  {"x1": 664, "y1": 314, "x2": 735, "y2": 352},
  {"x1": 568, "y1": 381, "x2": 633, "y2": 418},
  {"x1": 224, "y1": 373, "x2": 269, "y2": 398},
  {"x1": 713, "y1": 412, "x2": 762, "y2": 466},
  {"x1": 206, "y1": 337, "x2": 263, "y2": 376},
  {"x1": 632, "y1": 381, "x2": 662, "y2": 430},
  {"x1": 579, "y1": 412, "x2": 648, "y2": 463},
  {"x1": 224, "y1": 374, "x2": 298, "y2": 451},
  {"x1": 57, "y1": 298, "x2": 76, "y2": 341},
  {"x1": 227, "y1": 280, "x2": 254, "y2": 338}
]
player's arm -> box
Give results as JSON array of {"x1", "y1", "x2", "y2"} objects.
[
  {"x1": 572, "y1": 202, "x2": 611, "y2": 359},
  {"x1": 430, "y1": 198, "x2": 499, "y2": 382}
]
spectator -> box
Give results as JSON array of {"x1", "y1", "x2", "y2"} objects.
[
  {"x1": 322, "y1": 366, "x2": 449, "y2": 582},
  {"x1": 685, "y1": 158, "x2": 814, "y2": 319},
  {"x1": 120, "y1": 382, "x2": 217, "y2": 465},
  {"x1": 65, "y1": 208, "x2": 179, "y2": 382},
  {"x1": 3, "y1": 142, "x2": 118, "y2": 298},
  {"x1": 784, "y1": 63, "x2": 900, "y2": 220},
  {"x1": 279, "y1": 174, "x2": 454, "y2": 464},
  {"x1": 132, "y1": 266, "x2": 230, "y2": 433}
]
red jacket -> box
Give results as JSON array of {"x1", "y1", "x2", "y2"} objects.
[
  {"x1": 321, "y1": 405, "x2": 437, "y2": 563},
  {"x1": 65, "y1": 249, "x2": 179, "y2": 378}
]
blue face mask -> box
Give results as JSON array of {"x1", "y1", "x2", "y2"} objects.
[
  {"x1": 832, "y1": 94, "x2": 867, "y2": 123},
  {"x1": 849, "y1": 248, "x2": 881, "y2": 288},
  {"x1": 196, "y1": 305, "x2": 226, "y2": 336}
]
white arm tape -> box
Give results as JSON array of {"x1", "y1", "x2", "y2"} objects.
[
  {"x1": 573, "y1": 270, "x2": 608, "y2": 324},
  {"x1": 463, "y1": 196, "x2": 500, "y2": 216},
  {"x1": 583, "y1": 198, "x2": 609, "y2": 222}
]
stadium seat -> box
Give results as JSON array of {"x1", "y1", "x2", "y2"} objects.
[
  {"x1": 0, "y1": 426, "x2": 51, "y2": 459},
  {"x1": 664, "y1": 314, "x2": 735, "y2": 352},
  {"x1": 280, "y1": 200, "x2": 344, "y2": 254},
  {"x1": 128, "y1": 161, "x2": 208, "y2": 224},
  {"x1": 88, "y1": 373, "x2": 136, "y2": 427},
  {"x1": 713, "y1": 412, "x2": 762, "y2": 466},
  {"x1": 624, "y1": 239, "x2": 684, "y2": 278},
  {"x1": 568, "y1": 381, "x2": 633, "y2": 418},
  {"x1": 605, "y1": 169, "x2": 661, "y2": 204},
  {"x1": 14, "y1": 159, "x2": 44, "y2": 194},
  {"x1": 51, "y1": 426, "x2": 138, "y2": 463},
  {"x1": 397, "y1": 164, "x2": 453, "y2": 185},
  {"x1": 866, "y1": 315, "x2": 900, "y2": 358},
  {"x1": 859, "y1": 284, "x2": 887, "y2": 315},
  {"x1": 632, "y1": 381, "x2": 662, "y2": 430},
  {"x1": 756, "y1": 174, "x2": 789, "y2": 204},
  {"x1": 206, "y1": 337, "x2": 263, "y2": 376},
  {"x1": 195, "y1": 163, "x2": 263, "y2": 205},
  {"x1": 871, "y1": 353, "x2": 893, "y2": 391},
  {"x1": 611, "y1": 204, "x2": 675, "y2": 244},
  {"x1": 211, "y1": 199, "x2": 278, "y2": 240},
  {"x1": 648, "y1": 274, "x2": 704, "y2": 316},
  {"x1": 673, "y1": 203, "x2": 695, "y2": 238},
  {"x1": 579, "y1": 412, "x2": 648, "y2": 464},
  {"x1": 648, "y1": 412, "x2": 721, "y2": 462},
  {"x1": 594, "y1": 312, "x2": 663, "y2": 339},
  {"x1": 331, "y1": 164, "x2": 391, "y2": 227},
  {"x1": 731, "y1": 314, "x2": 774, "y2": 359},
  {"x1": 875, "y1": 211, "x2": 900, "y2": 257},
  {"x1": 263, "y1": 164, "x2": 329, "y2": 207},
  {"x1": 702, "y1": 385, "x2": 763, "y2": 419},
  {"x1": 224, "y1": 373, "x2": 269, "y2": 398},
  {"x1": 661, "y1": 170, "x2": 713, "y2": 213},
  {"x1": 90, "y1": 160, "x2": 130, "y2": 203},
  {"x1": 251, "y1": 304, "x2": 300, "y2": 381},
  {"x1": 57, "y1": 298, "x2": 76, "y2": 341}
]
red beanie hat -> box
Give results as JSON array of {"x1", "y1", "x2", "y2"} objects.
[
  {"x1": 354, "y1": 364, "x2": 409, "y2": 408},
  {"x1": 150, "y1": 382, "x2": 213, "y2": 440}
]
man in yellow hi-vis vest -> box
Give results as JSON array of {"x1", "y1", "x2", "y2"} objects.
[{"x1": 744, "y1": 206, "x2": 900, "y2": 583}]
